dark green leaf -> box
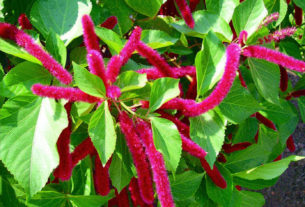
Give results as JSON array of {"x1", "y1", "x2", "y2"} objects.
[
  {"x1": 0, "y1": 97, "x2": 68, "y2": 196},
  {"x1": 151, "y1": 117, "x2": 182, "y2": 172},
  {"x1": 73, "y1": 62, "x2": 106, "y2": 98},
  {"x1": 263, "y1": 0, "x2": 288, "y2": 26},
  {"x1": 0, "y1": 62, "x2": 52, "y2": 98},
  {"x1": 70, "y1": 47, "x2": 88, "y2": 67},
  {"x1": 0, "y1": 177, "x2": 20, "y2": 207},
  {"x1": 298, "y1": 96, "x2": 305, "y2": 123},
  {"x1": 294, "y1": 0, "x2": 305, "y2": 10},
  {"x1": 190, "y1": 110, "x2": 226, "y2": 167},
  {"x1": 233, "y1": 118, "x2": 258, "y2": 144},
  {"x1": 141, "y1": 30, "x2": 179, "y2": 49},
  {"x1": 196, "y1": 31, "x2": 226, "y2": 96},
  {"x1": 218, "y1": 80, "x2": 262, "y2": 123},
  {"x1": 149, "y1": 77, "x2": 180, "y2": 112},
  {"x1": 30, "y1": 0, "x2": 92, "y2": 45},
  {"x1": 124, "y1": 0, "x2": 162, "y2": 17},
  {"x1": 232, "y1": 0, "x2": 267, "y2": 36},
  {"x1": 46, "y1": 31, "x2": 67, "y2": 66},
  {"x1": 233, "y1": 176, "x2": 279, "y2": 190},
  {"x1": 279, "y1": 38, "x2": 302, "y2": 60},
  {"x1": 89, "y1": 102, "x2": 116, "y2": 165},
  {"x1": 115, "y1": 71, "x2": 147, "y2": 93},
  {"x1": 235, "y1": 190, "x2": 265, "y2": 207}
]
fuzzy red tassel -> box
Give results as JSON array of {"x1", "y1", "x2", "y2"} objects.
[
  {"x1": 94, "y1": 155, "x2": 111, "y2": 196},
  {"x1": 18, "y1": 14, "x2": 32, "y2": 30},
  {"x1": 186, "y1": 78, "x2": 197, "y2": 99},
  {"x1": 286, "y1": 135, "x2": 296, "y2": 152},
  {"x1": 137, "y1": 66, "x2": 196, "y2": 79},
  {"x1": 217, "y1": 153, "x2": 227, "y2": 163},
  {"x1": 71, "y1": 138, "x2": 95, "y2": 167},
  {"x1": 290, "y1": 89, "x2": 305, "y2": 98},
  {"x1": 280, "y1": 66, "x2": 289, "y2": 92},
  {"x1": 222, "y1": 142, "x2": 252, "y2": 153},
  {"x1": 175, "y1": 0, "x2": 195, "y2": 28},
  {"x1": 101, "y1": 16, "x2": 118, "y2": 29},
  {"x1": 255, "y1": 112, "x2": 277, "y2": 131},
  {"x1": 87, "y1": 50, "x2": 107, "y2": 87},
  {"x1": 273, "y1": 154, "x2": 282, "y2": 161},
  {"x1": 200, "y1": 158, "x2": 227, "y2": 189},
  {"x1": 82, "y1": 15, "x2": 100, "y2": 51},
  {"x1": 294, "y1": 5, "x2": 303, "y2": 26},
  {"x1": 129, "y1": 178, "x2": 154, "y2": 207}
]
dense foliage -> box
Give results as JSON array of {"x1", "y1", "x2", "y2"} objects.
[{"x1": 0, "y1": 0, "x2": 305, "y2": 206}]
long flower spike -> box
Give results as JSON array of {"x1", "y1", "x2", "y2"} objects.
[
  {"x1": 101, "y1": 16, "x2": 118, "y2": 29},
  {"x1": 119, "y1": 112, "x2": 155, "y2": 204},
  {"x1": 280, "y1": 66, "x2": 288, "y2": 92},
  {"x1": 243, "y1": 45, "x2": 305, "y2": 73},
  {"x1": 53, "y1": 102, "x2": 73, "y2": 181},
  {"x1": 286, "y1": 135, "x2": 296, "y2": 152},
  {"x1": 106, "y1": 27, "x2": 142, "y2": 83},
  {"x1": 94, "y1": 155, "x2": 111, "y2": 196},
  {"x1": 18, "y1": 14, "x2": 33, "y2": 30},
  {"x1": 32, "y1": 84, "x2": 101, "y2": 103},
  {"x1": 71, "y1": 137, "x2": 95, "y2": 167},
  {"x1": 259, "y1": 27, "x2": 296, "y2": 44},
  {"x1": 175, "y1": 0, "x2": 195, "y2": 29},
  {"x1": 200, "y1": 158, "x2": 227, "y2": 189},
  {"x1": 261, "y1": 12, "x2": 279, "y2": 27},
  {"x1": 87, "y1": 50, "x2": 107, "y2": 87},
  {"x1": 294, "y1": 4, "x2": 303, "y2": 26},
  {"x1": 129, "y1": 178, "x2": 153, "y2": 207},
  {"x1": 136, "y1": 119, "x2": 175, "y2": 207},
  {"x1": 255, "y1": 112, "x2": 277, "y2": 131},
  {"x1": 82, "y1": 15, "x2": 100, "y2": 51},
  {"x1": 137, "y1": 66, "x2": 196, "y2": 79}
]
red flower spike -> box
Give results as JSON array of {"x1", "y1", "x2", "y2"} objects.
[
  {"x1": 71, "y1": 138, "x2": 95, "y2": 167},
  {"x1": 32, "y1": 84, "x2": 101, "y2": 103},
  {"x1": 81, "y1": 15, "x2": 100, "y2": 51},
  {"x1": 286, "y1": 135, "x2": 296, "y2": 152},
  {"x1": 294, "y1": 4, "x2": 303, "y2": 26},
  {"x1": 160, "y1": 43, "x2": 241, "y2": 117},
  {"x1": 229, "y1": 21, "x2": 237, "y2": 41},
  {"x1": 237, "y1": 69, "x2": 247, "y2": 88},
  {"x1": 159, "y1": 0, "x2": 180, "y2": 17},
  {"x1": 255, "y1": 112, "x2": 277, "y2": 131},
  {"x1": 259, "y1": 27, "x2": 296, "y2": 44},
  {"x1": 119, "y1": 112, "x2": 155, "y2": 204},
  {"x1": 243, "y1": 45, "x2": 305, "y2": 73},
  {"x1": 261, "y1": 12, "x2": 279, "y2": 27},
  {"x1": 158, "y1": 111, "x2": 190, "y2": 137},
  {"x1": 238, "y1": 30, "x2": 248, "y2": 46},
  {"x1": 136, "y1": 120, "x2": 174, "y2": 207},
  {"x1": 200, "y1": 158, "x2": 227, "y2": 189},
  {"x1": 94, "y1": 155, "x2": 111, "y2": 196},
  {"x1": 222, "y1": 142, "x2": 252, "y2": 153},
  {"x1": 136, "y1": 41, "x2": 175, "y2": 77},
  {"x1": 291, "y1": 89, "x2": 305, "y2": 98},
  {"x1": 186, "y1": 78, "x2": 197, "y2": 99},
  {"x1": 106, "y1": 85, "x2": 121, "y2": 99},
  {"x1": 254, "y1": 129, "x2": 259, "y2": 143},
  {"x1": 117, "y1": 188, "x2": 130, "y2": 207},
  {"x1": 280, "y1": 66, "x2": 288, "y2": 92},
  {"x1": 181, "y1": 134, "x2": 208, "y2": 158},
  {"x1": 101, "y1": 16, "x2": 118, "y2": 29},
  {"x1": 217, "y1": 153, "x2": 227, "y2": 163},
  {"x1": 18, "y1": 14, "x2": 32, "y2": 30},
  {"x1": 87, "y1": 50, "x2": 107, "y2": 87},
  {"x1": 235, "y1": 185, "x2": 242, "y2": 191},
  {"x1": 53, "y1": 103, "x2": 73, "y2": 181},
  {"x1": 106, "y1": 27, "x2": 142, "y2": 84},
  {"x1": 189, "y1": 0, "x2": 200, "y2": 11},
  {"x1": 129, "y1": 178, "x2": 153, "y2": 207},
  {"x1": 175, "y1": 0, "x2": 195, "y2": 29},
  {"x1": 0, "y1": 23, "x2": 18, "y2": 40},
  {"x1": 273, "y1": 154, "x2": 282, "y2": 162},
  {"x1": 137, "y1": 66, "x2": 196, "y2": 80}
]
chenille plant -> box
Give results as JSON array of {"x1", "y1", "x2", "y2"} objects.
[{"x1": 0, "y1": 0, "x2": 305, "y2": 206}]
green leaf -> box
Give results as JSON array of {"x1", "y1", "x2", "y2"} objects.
[
  {"x1": 109, "y1": 129, "x2": 134, "y2": 193},
  {"x1": 232, "y1": 0, "x2": 267, "y2": 37},
  {"x1": 0, "y1": 39, "x2": 40, "y2": 64},
  {"x1": 115, "y1": 71, "x2": 147, "y2": 93},
  {"x1": 235, "y1": 190, "x2": 265, "y2": 207},
  {"x1": 233, "y1": 176, "x2": 279, "y2": 190},
  {"x1": 73, "y1": 62, "x2": 106, "y2": 98},
  {"x1": 0, "y1": 65, "x2": 4, "y2": 81},
  {"x1": 225, "y1": 125, "x2": 279, "y2": 173},
  {"x1": 190, "y1": 110, "x2": 226, "y2": 168},
  {"x1": 279, "y1": 38, "x2": 302, "y2": 60},
  {"x1": 46, "y1": 31, "x2": 67, "y2": 66},
  {"x1": 218, "y1": 80, "x2": 262, "y2": 123},
  {"x1": 206, "y1": 0, "x2": 239, "y2": 22},
  {"x1": 206, "y1": 164, "x2": 233, "y2": 207},
  {"x1": 0, "y1": 62, "x2": 52, "y2": 98},
  {"x1": 103, "y1": 0, "x2": 136, "y2": 36},
  {"x1": 141, "y1": 30, "x2": 179, "y2": 49},
  {"x1": 294, "y1": 0, "x2": 305, "y2": 10},
  {"x1": 149, "y1": 77, "x2": 180, "y2": 112},
  {"x1": 233, "y1": 117, "x2": 258, "y2": 144},
  {"x1": 88, "y1": 102, "x2": 116, "y2": 165},
  {"x1": 171, "y1": 11, "x2": 233, "y2": 42},
  {"x1": 0, "y1": 177, "x2": 20, "y2": 207},
  {"x1": 150, "y1": 117, "x2": 182, "y2": 172},
  {"x1": 30, "y1": 0, "x2": 92, "y2": 45},
  {"x1": 124, "y1": 0, "x2": 162, "y2": 17},
  {"x1": 298, "y1": 96, "x2": 305, "y2": 123},
  {"x1": 264, "y1": 0, "x2": 288, "y2": 26},
  {"x1": 234, "y1": 155, "x2": 304, "y2": 180},
  {"x1": 260, "y1": 99, "x2": 299, "y2": 143},
  {"x1": 196, "y1": 31, "x2": 226, "y2": 96},
  {"x1": 248, "y1": 58, "x2": 280, "y2": 105},
  {"x1": 70, "y1": 47, "x2": 88, "y2": 67},
  {"x1": 95, "y1": 27, "x2": 123, "y2": 54},
  {"x1": 170, "y1": 171, "x2": 204, "y2": 201},
  {"x1": 0, "y1": 97, "x2": 68, "y2": 196},
  {"x1": 68, "y1": 193, "x2": 115, "y2": 207}
]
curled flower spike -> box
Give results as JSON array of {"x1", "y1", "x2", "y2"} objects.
[
  {"x1": 82, "y1": 15, "x2": 100, "y2": 51},
  {"x1": 106, "y1": 27, "x2": 142, "y2": 83},
  {"x1": 259, "y1": 27, "x2": 296, "y2": 44},
  {"x1": 222, "y1": 142, "x2": 252, "y2": 153},
  {"x1": 87, "y1": 50, "x2": 107, "y2": 87},
  {"x1": 200, "y1": 158, "x2": 227, "y2": 189},
  {"x1": 243, "y1": 45, "x2": 305, "y2": 73},
  {"x1": 106, "y1": 85, "x2": 121, "y2": 99},
  {"x1": 18, "y1": 14, "x2": 32, "y2": 30},
  {"x1": 288, "y1": 89, "x2": 305, "y2": 99},
  {"x1": 255, "y1": 112, "x2": 277, "y2": 131},
  {"x1": 53, "y1": 103, "x2": 73, "y2": 181},
  {"x1": 0, "y1": 23, "x2": 73, "y2": 84},
  {"x1": 136, "y1": 41, "x2": 175, "y2": 77},
  {"x1": 94, "y1": 155, "x2": 111, "y2": 196},
  {"x1": 71, "y1": 138, "x2": 95, "y2": 167},
  {"x1": 238, "y1": 30, "x2": 248, "y2": 46},
  {"x1": 160, "y1": 43, "x2": 241, "y2": 117},
  {"x1": 294, "y1": 4, "x2": 303, "y2": 26},
  {"x1": 119, "y1": 112, "x2": 155, "y2": 204},
  {"x1": 137, "y1": 66, "x2": 196, "y2": 79},
  {"x1": 136, "y1": 120, "x2": 175, "y2": 207},
  {"x1": 286, "y1": 135, "x2": 296, "y2": 152},
  {"x1": 280, "y1": 66, "x2": 288, "y2": 92},
  {"x1": 175, "y1": 0, "x2": 195, "y2": 29},
  {"x1": 101, "y1": 16, "x2": 118, "y2": 29},
  {"x1": 261, "y1": 12, "x2": 279, "y2": 27},
  {"x1": 32, "y1": 84, "x2": 101, "y2": 103}
]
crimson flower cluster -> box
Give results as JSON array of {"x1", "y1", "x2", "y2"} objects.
[{"x1": 1, "y1": 2, "x2": 304, "y2": 206}]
